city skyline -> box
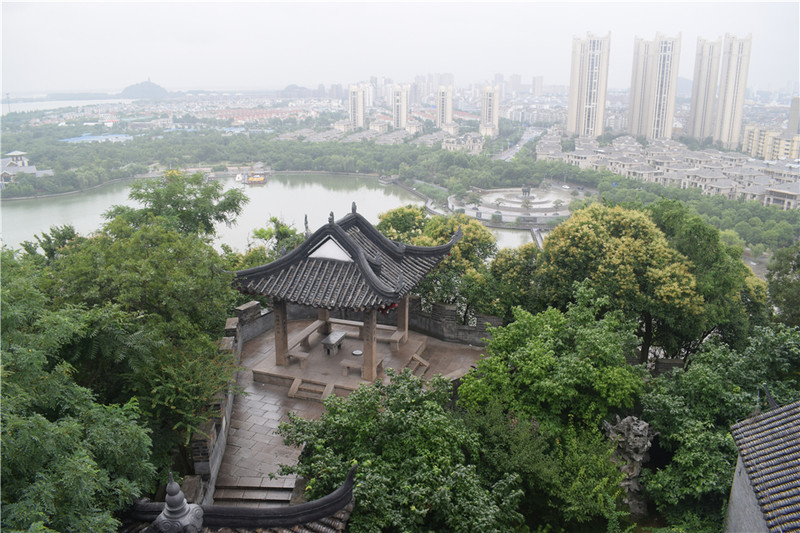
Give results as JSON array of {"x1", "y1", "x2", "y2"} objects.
[{"x1": 2, "y1": 2, "x2": 798, "y2": 96}]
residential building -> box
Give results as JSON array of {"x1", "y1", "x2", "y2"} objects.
[
  {"x1": 392, "y1": 85, "x2": 409, "y2": 129},
  {"x1": 687, "y1": 36, "x2": 722, "y2": 141},
  {"x1": 743, "y1": 124, "x2": 800, "y2": 160},
  {"x1": 714, "y1": 34, "x2": 752, "y2": 150},
  {"x1": 532, "y1": 76, "x2": 544, "y2": 97},
  {"x1": 628, "y1": 33, "x2": 681, "y2": 140},
  {"x1": 567, "y1": 32, "x2": 610, "y2": 138},
  {"x1": 788, "y1": 96, "x2": 799, "y2": 135},
  {"x1": 349, "y1": 84, "x2": 367, "y2": 129},
  {"x1": 435, "y1": 85, "x2": 453, "y2": 128},
  {"x1": 480, "y1": 85, "x2": 500, "y2": 138},
  {"x1": 1, "y1": 150, "x2": 54, "y2": 188}
]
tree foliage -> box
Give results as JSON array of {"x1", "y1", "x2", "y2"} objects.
[
  {"x1": 641, "y1": 325, "x2": 800, "y2": 528},
  {"x1": 1, "y1": 249, "x2": 156, "y2": 533},
  {"x1": 767, "y1": 241, "x2": 800, "y2": 327},
  {"x1": 458, "y1": 285, "x2": 644, "y2": 529},
  {"x1": 277, "y1": 369, "x2": 523, "y2": 533},
  {"x1": 534, "y1": 204, "x2": 702, "y2": 361},
  {"x1": 103, "y1": 169, "x2": 248, "y2": 236}
]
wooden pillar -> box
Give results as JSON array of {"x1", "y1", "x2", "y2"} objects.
[
  {"x1": 318, "y1": 308, "x2": 331, "y2": 333},
  {"x1": 396, "y1": 294, "x2": 409, "y2": 343},
  {"x1": 362, "y1": 309, "x2": 378, "y2": 381},
  {"x1": 273, "y1": 299, "x2": 289, "y2": 366}
]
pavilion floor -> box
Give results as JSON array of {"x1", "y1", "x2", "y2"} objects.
[
  {"x1": 247, "y1": 319, "x2": 487, "y2": 401},
  {"x1": 213, "y1": 319, "x2": 487, "y2": 507}
]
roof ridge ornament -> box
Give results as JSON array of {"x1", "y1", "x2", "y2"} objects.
[
  {"x1": 352, "y1": 201, "x2": 357, "y2": 214},
  {"x1": 153, "y1": 472, "x2": 204, "y2": 532},
  {"x1": 328, "y1": 211, "x2": 334, "y2": 224}
]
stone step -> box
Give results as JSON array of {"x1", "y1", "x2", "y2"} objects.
[
  {"x1": 213, "y1": 486, "x2": 294, "y2": 506},
  {"x1": 288, "y1": 378, "x2": 328, "y2": 401},
  {"x1": 404, "y1": 352, "x2": 430, "y2": 377}
]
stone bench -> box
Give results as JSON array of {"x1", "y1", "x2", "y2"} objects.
[
  {"x1": 289, "y1": 319, "x2": 326, "y2": 351},
  {"x1": 321, "y1": 330, "x2": 346, "y2": 356},
  {"x1": 287, "y1": 350, "x2": 309, "y2": 370}
]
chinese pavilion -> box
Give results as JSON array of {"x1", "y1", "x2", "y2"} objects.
[{"x1": 235, "y1": 203, "x2": 461, "y2": 380}]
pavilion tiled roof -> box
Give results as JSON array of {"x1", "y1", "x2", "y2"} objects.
[
  {"x1": 235, "y1": 205, "x2": 461, "y2": 310},
  {"x1": 730, "y1": 400, "x2": 800, "y2": 532}
]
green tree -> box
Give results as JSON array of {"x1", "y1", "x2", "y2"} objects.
[
  {"x1": 104, "y1": 169, "x2": 248, "y2": 236},
  {"x1": 767, "y1": 241, "x2": 800, "y2": 327},
  {"x1": 277, "y1": 369, "x2": 523, "y2": 533},
  {"x1": 534, "y1": 204, "x2": 702, "y2": 362},
  {"x1": 648, "y1": 199, "x2": 768, "y2": 354},
  {"x1": 641, "y1": 324, "x2": 800, "y2": 528},
  {"x1": 378, "y1": 209, "x2": 497, "y2": 322},
  {"x1": 486, "y1": 242, "x2": 539, "y2": 322},
  {"x1": 1, "y1": 249, "x2": 156, "y2": 533},
  {"x1": 458, "y1": 285, "x2": 643, "y2": 529}
]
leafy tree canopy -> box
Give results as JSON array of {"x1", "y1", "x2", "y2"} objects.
[
  {"x1": 641, "y1": 324, "x2": 800, "y2": 528},
  {"x1": 534, "y1": 204, "x2": 702, "y2": 361},
  {"x1": 767, "y1": 241, "x2": 800, "y2": 327},
  {"x1": 103, "y1": 169, "x2": 248, "y2": 236},
  {"x1": 1, "y1": 249, "x2": 156, "y2": 533},
  {"x1": 458, "y1": 285, "x2": 642, "y2": 528},
  {"x1": 277, "y1": 370, "x2": 523, "y2": 533}
]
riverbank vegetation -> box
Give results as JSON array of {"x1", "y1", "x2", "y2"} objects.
[
  {"x1": 2, "y1": 122, "x2": 797, "y2": 254},
  {"x1": 2, "y1": 172, "x2": 248, "y2": 532}
]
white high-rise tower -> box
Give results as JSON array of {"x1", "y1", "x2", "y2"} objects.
[
  {"x1": 687, "y1": 36, "x2": 722, "y2": 141},
  {"x1": 349, "y1": 84, "x2": 366, "y2": 129},
  {"x1": 567, "y1": 32, "x2": 610, "y2": 137},
  {"x1": 435, "y1": 86, "x2": 453, "y2": 128},
  {"x1": 480, "y1": 85, "x2": 500, "y2": 138},
  {"x1": 713, "y1": 33, "x2": 752, "y2": 150},
  {"x1": 392, "y1": 85, "x2": 409, "y2": 129},
  {"x1": 628, "y1": 33, "x2": 681, "y2": 140}
]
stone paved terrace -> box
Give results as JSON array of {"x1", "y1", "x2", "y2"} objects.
[{"x1": 214, "y1": 319, "x2": 486, "y2": 507}]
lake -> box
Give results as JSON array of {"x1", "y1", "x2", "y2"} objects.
[{"x1": 1, "y1": 173, "x2": 531, "y2": 251}]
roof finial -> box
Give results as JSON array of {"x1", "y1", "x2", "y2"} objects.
[
  {"x1": 304, "y1": 214, "x2": 310, "y2": 237},
  {"x1": 153, "y1": 472, "x2": 204, "y2": 532},
  {"x1": 352, "y1": 202, "x2": 357, "y2": 214},
  {"x1": 329, "y1": 211, "x2": 334, "y2": 224}
]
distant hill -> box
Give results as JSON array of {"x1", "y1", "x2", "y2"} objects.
[
  {"x1": 120, "y1": 80, "x2": 170, "y2": 99},
  {"x1": 677, "y1": 77, "x2": 692, "y2": 98}
]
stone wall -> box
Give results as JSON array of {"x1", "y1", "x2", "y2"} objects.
[
  {"x1": 725, "y1": 455, "x2": 768, "y2": 532},
  {"x1": 189, "y1": 337, "x2": 238, "y2": 506},
  {"x1": 407, "y1": 296, "x2": 502, "y2": 346}
]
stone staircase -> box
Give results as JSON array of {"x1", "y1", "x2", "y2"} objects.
[
  {"x1": 405, "y1": 353, "x2": 431, "y2": 377},
  {"x1": 288, "y1": 377, "x2": 335, "y2": 402},
  {"x1": 213, "y1": 477, "x2": 295, "y2": 508}
]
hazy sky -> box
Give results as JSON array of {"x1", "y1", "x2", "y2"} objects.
[{"x1": 3, "y1": 1, "x2": 798, "y2": 96}]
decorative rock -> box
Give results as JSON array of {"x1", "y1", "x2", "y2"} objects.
[{"x1": 604, "y1": 415, "x2": 658, "y2": 518}]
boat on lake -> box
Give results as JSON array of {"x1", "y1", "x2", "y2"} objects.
[{"x1": 246, "y1": 163, "x2": 270, "y2": 185}]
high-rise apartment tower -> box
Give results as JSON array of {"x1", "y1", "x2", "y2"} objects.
[
  {"x1": 480, "y1": 85, "x2": 500, "y2": 137},
  {"x1": 567, "y1": 32, "x2": 610, "y2": 137},
  {"x1": 628, "y1": 33, "x2": 681, "y2": 140},
  {"x1": 713, "y1": 33, "x2": 752, "y2": 150},
  {"x1": 435, "y1": 86, "x2": 453, "y2": 128},
  {"x1": 687, "y1": 36, "x2": 722, "y2": 141},
  {"x1": 349, "y1": 84, "x2": 366, "y2": 129},
  {"x1": 392, "y1": 85, "x2": 409, "y2": 129}
]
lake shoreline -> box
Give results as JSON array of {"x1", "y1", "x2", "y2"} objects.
[{"x1": 1, "y1": 170, "x2": 382, "y2": 202}]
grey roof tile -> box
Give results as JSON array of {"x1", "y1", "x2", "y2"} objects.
[
  {"x1": 236, "y1": 209, "x2": 461, "y2": 310},
  {"x1": 731, "y1": 400, "x2": 800, "y2": 532}
]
